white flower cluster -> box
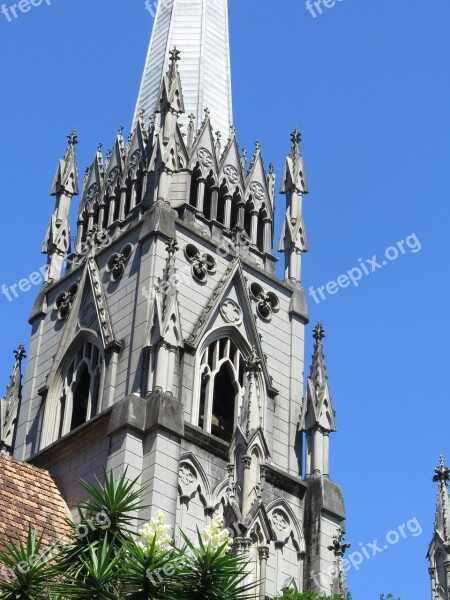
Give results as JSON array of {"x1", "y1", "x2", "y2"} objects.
[
  {"x1": 199, "y1": 515, "x2": 232, "y2": 556},
  {"x1": 139, "y1": 510, "x2": 173, "y2": 555}
]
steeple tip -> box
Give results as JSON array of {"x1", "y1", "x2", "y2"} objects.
[
  {"x1": 433, "y1": 456, "x2": 450, "y2": 484},
  {"x1": 313, "y1": 322, "x2": 325, "y2": 342}
]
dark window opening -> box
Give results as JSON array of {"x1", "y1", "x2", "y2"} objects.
[
  {"x1": 230, "y1": 196, "x2": 239, "y2": 230},
  {"x1": 71, "y1": 368, "x2": 90, "y2": 431},
  {"x1": 257, "y1": 216, "x2": 265, "y2": 252},
  {"x1": 211, "y1": 364, "x2": 236, "y2": 443},
  {"x1": 217, "y1": 184, "x2": 227, "y2": 225},
  {"x1": 203, "y1": 174, "x2": 214, "y2": 220},
  {"x1": 124, "y1": 178, "x2": 132, "y2": 216},
  {"x1": 189, "y1": 166, "x2": 202, "y2": 208},
  {"x1": 198, "y1": 369, "x2": 209, "y2": 429}
]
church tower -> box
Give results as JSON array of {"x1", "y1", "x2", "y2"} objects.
[
  {"x1": 6, "y1": 1, "x2": 346, "y2": 596},
  {"x1": 428, "y1": 456, "x2": 450, "y2": 599}
]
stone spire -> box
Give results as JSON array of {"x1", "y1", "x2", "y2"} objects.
[
  {"x1": 238, "y1": 347, "x2": 263, "y2": 439},
  {"x1": 42, "y1": 131, "x2": 79, "y2": 281},
  {"x1": 433, "y1": 456, "x2": 450, "y2": 545},
  {"x1": 300, "y1": 323, "x2": 336, "y2": 477},
  {"x1": 279, "y1": 127, "x2": 309, "y2": 283},
  {"x1": 0, "y1": 343, "x2": 26, "y2": 454},
  {"x1": 133, "y1": 0, "x2": 233, "y2": 142},
  {"x1": 327, "y1": 528, "x2": 351, "y2": 599}
]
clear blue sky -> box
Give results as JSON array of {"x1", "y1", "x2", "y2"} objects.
[{"x1": 0, "y1": 0, "x2": 448, "y2": 597}]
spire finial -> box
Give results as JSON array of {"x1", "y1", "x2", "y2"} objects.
[
  {"x1": 97, "y1": 143, "x2": 103, "y2": 153},
  {"x1": 244, "y1": 347, "x2": 262, "y2": 374},
  {"x1": 291, "y1": 126, "x2": 302, "y2": 146},
  {"x1": 434, "y1": 456, "x2": 450, "y2": 485},
  {"x1": 204, "y1": 107, "x2": 211, "y2": 119},
  {"x1": 165, "y1": 237, "x2": 179, "y2": 256},
  {"x1": 328, "y1": 527, "x2": 351, "y2": 557},
  {"x1": 169, "y1": 46, "x2": 181, "y2": 66},
  {"x1": 313, "y1": 322, "x2": 326, "y2": 342},
  {"x1": 13, "y1": 343, "x2": 26, "y2": 363},
  {"x1": 67, "y1": 129, "x2": 78, "y2": 147},
  {"x1": 118, "y1": 125, "x2": 124, "y2": 136}
]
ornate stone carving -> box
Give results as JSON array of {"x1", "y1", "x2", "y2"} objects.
[
  {"x1": 224, "y1": 164, "x2": 239, "y2": 185},
  {"x1": 250, "y1": 181, "x2": 265, "y2": 201},
  {"x1": 198, "y1": 147, "x2": 213, "y2": 168},
  {"x1": 272, "y1": 510, "x2": 289, "y2": 532},
  {"x1": 106, "y1": 244, "x2": 134, "y2": 282},
  {"x1": 249, "y1": 282, "x2": 280, "y2": 321},
  {"x1": 129, "y1": 149, "x2": 143, "y2": 168},
  {"x1": 184, "y1": 243, "x2": 216, "y2": 283},
  {"x1": 179, "y1": 464, "x2": 196, "y2": 486},
  {"x1": 55, "y1": 283, "x2": 79, "y2": 320},
  {"x1": 107, "y1": 166, "x2": 121, "y2": 187},
  {"x1": 220, "y1": 298, "x2": 242, "y2": 325}
]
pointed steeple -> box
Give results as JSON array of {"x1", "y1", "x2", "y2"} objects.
[
  {"x1": 42, "y1": 131, "x2": 79, "y2": 281},
  {"x1": 134, "y1": 0, "x2": 233, "y2": 142},
  {"x1": 433, "y1": 456, "x2": 450, "y2": 544},
  {"x1": 301, "y1": 323, "x2": 336, "y2": 477},
  {"x1": 75, "y1": 145, "x2": 105, "y2": 251},
  {"x1": 0, "y1": 343, "x2": 26, "y2": 454},
  {"x1": 279, "y1": 127, "x2": 309, "y2": 283}
]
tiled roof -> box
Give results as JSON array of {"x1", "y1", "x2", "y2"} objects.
[{"x1": 0, "y1": 453, "x2": 70, "y2": 552}]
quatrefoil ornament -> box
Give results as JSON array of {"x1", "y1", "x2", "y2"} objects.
[
  {"x1": 249, "y1": 282, "x2": 280, "y2": 321},
  {"x1": 55, "y1": 283, "x2": 79, "y2": 320},
  {"x1": 184, "y1": 244, "x2": 216, "y2": 283},
  {"x1": 106, "y1": 244, "x2": 133, "y2": 282}
]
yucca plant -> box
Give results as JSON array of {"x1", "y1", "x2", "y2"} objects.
[
  {"x1": 0, "y1": 528, "x2": 58, "y2": 600},
  {"x1": 176, "y1": 531, "x2": 257, "y2": 600}
]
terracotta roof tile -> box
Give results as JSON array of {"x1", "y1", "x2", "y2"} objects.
[{"x1": 0, "y1": 454, "x2": 71, "y2": 555}]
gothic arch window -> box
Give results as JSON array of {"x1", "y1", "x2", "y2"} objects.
[
  {"x1": 216, "y1": 181, "x2": 228, "y2": 225},
  {"x1": 244, "y1": 199, "x2": 253, "y2": 241},
  {"x1": 196, "y1": 336, "x2": 246, "y2": 443},
  {"x1": 189, "y1": 163, "x2": 202, "y2": 208},
  {"x1": 57, "y1": 341, "x2": 104, "y2": 438},
  {"x1": 257, "y1": 205, "x2": 267, "y2": 253},
  {"x1": 230, "y1": 191, "x2": 241, "y2": 230},
  {"x1": 124, "y1": 176, "x2": 133, "y2": 216},
  {"x1": 203, "y1": 172, "x2": 215, "y2": 220}
]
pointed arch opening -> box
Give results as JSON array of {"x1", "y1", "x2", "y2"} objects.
[
  {"x1": 203, "y1": 172, "x2": 215, "y2": 220},
  {"x1": 71, "y1": 365, "x2": 91, "y2": 431},
  {"x1": 211, "y1": 362, "x2": 236, "y2": 442},
  {"x1": 195, "y1": 334, "x2": 248, "y2": 443},
  {"x1": 54, "y1": 339, "x2": 104, "y2": 440},
  {"x1": 216, "y1": 181, "x2": 228, "y2": 225},
  {"x1": 189, "y1": 163, "x2": 202, "y2": 209}
]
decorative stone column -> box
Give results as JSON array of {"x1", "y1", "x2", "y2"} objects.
[
  {"x1": 305, "y1": 432, "x2": 312, "y2": 477},
  {"x1": 196, "y1": 178, "x2": 206, "y2": 212},
  {"x1": 313, "y1": 427, "x2": 323, "y2": 475},
  {"x1": 250, "y1": 210, "x2": 258, "y2": 245},
  {"x1": 258, "y1": 547, "x2": 270, "y2": 600},
  {"x1": 223, "y1": 194, "x2": 232, "y2": 228},
  {"x1": 210, "y1": 186, "x2": 219, "y2": 221},
  {"x1": 263, "y1": 218, "x2": 272, "y2": 253},
  {"x1": 227, "y1": 463, "x2": 236, "y2": 501},
  {"x1": 241, "y1": 455, "x2": 252, "y2": 514},
  {"x1": 429, "y1": 567, "x2": 437, "y2": 599},
  {"x1": 323, "y1": 432, "x2": 330, "y2": 478}
]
